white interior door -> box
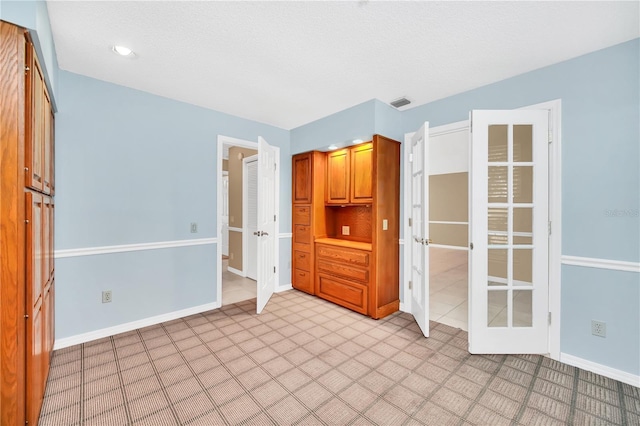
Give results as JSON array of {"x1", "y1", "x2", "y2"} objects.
[
  {"x1": 256, "y1": 137, "x2": 278, "y2": 314},
  {"x1": 410, "y1": 122, "x2": 430, "y2": 337},
  {"x1": 469, "y1": 109, "x2": 549, "y2": 354},
  {"x1": 244, "y1": 156, "x2": 258, "y2": 280}
]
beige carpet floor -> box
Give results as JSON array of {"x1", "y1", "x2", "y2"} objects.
[{"x1": 40, "y1": 290, "x2": 640, "y2": 425}]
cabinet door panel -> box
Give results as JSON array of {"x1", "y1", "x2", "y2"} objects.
[
  {"x1": 293, "y1": 153, "x2": 312, "y2": 204},
  {"x1": 317, "y1": 274, "x2": 367, "y2": 315},
  {"x1": 293, "y1": 225, "x2": 311, "y2": 245},
  {"x1": 292, "y1": 269, "x2": 313, "y2": 294},
  {"x1": 326, "y1": 149, "x2": 349, "y2": 204},
  {"x1": 293, "y1": 205, "x2": 311, "y2": 225},
  {"x1": 25, "y1": 46, "x2": 45, "y2": 192},
  {"x1": 350, "y1": 143, "x2": 373, "y2": 203},
  {"x1": 43, "y1": 90, "x2": 52, "y2": 194},
  {"x1": 294, "y1": 250, "x2": 311, "y2": 271}
]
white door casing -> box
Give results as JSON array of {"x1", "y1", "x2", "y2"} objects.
[
  {"x1": 409, "y1": 122, "x2": 430, "y2": 337},
  {"x1": 469, "y1": 109, "x2": 549, "y2": 354},
  {"x1": 243, "y1": 156, "x2": 258, "y2": 281},
  {"x1": 256, "y1": 137, "x2": 278, "y2": 314},
  {"x1": 221, "y1": 173, "x2": 229, "y2": 256}
]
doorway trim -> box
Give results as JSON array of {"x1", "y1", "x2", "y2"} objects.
[
  {"x1": 401, "y1": 99, "x2": 562, "y2": 360},
  {"x1": 216, "y1": 135, "x2": 258, "y2": 307},
  {"x1": 242, "y1": 154, "x2": 259, "y2": 281}
]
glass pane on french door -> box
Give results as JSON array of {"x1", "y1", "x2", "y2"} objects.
[
  {"x1": 470, "y1": 109, "x2": 548, "y2": 354},
  {"x1": 487, "y1": 124, "x2": 534, "y2": 327}
]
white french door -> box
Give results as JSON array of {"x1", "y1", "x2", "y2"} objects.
[
  {"x1": 409, "y1": 123, "x2": 430, "y2": 337},
  {"x1": 469, "y1": 110, "x2": 549, "y2": 354},
  {"x1": 256, "y1": 137, "x2": 278, "y2": 314}
]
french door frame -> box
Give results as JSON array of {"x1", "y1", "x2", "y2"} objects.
[{"x1": 401, "y1": 99, "x2": 561, "y2": 360}]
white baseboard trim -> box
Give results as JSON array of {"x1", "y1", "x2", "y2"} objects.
[
  {"x1": 562, "y1": 256, "x2": 640, "y2": 273},
  {"x1": 279, "y1": 233, "x2": 293, "y2": 239},
  {"x1": 275, "y1": 284, "x2": 293, "y2": 293},
  {"x1": 399, "y1": 302, "x2": 408, "y2": 313},
  {"x1": 55, "y1": 238, "x2": 217, "y2": 259},
  {"x1": 560, "y1": 352, "x2": 640, "y2": 388},
  {"x1": 53, "y1": 301, "x2": 221, "y2": 350},
  {"x1": 227, "y1": 266, "x2": 244, "y2": 277}
]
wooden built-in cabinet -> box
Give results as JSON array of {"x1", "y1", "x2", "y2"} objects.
[
  {"x1": 291, "y1": 136, "x2": 400, "y2": 319},
  {"x1": 326, "y1": 142, "x2": 373, "y2": 205},
  {"x1": 1, "y1": 22, "x2": 55, "y2": 426},
  {"x1": 291, "y1": 152, "x2": 326, "y2": 294}
]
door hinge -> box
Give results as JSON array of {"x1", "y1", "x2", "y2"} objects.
[
  {"x1": 25, "y1": 65, "x2": 30, "y2": 75},
  {"x1": 548, "y1": 221, "x2": 552, "y2": 235},
  {"x1": 409, "y1": 153, "x2": 413, "y2": 163},
  {"x1": 274, "y1": 215, "x2": 276, "y2": 222},
  {"x1": 274, "y1": 162, "x2": 277, "y2": 171},
  {"x1": 408, "y1": 218, "x2": 412, "y2": 227},
  {"x1": 408, "y1": 281, "x2": 412, "y2": 290},
  {"x1": 273, "y1": 266, "x2": 276, "y2": 273},
  {"x1": 469, "y1": 242, "x2": 474, "y2": 250},
  {"x1": 548, "y1": 130, "x2": 553, "y2": 144},
  {"x1": 548, "y1": 312, "x2": 552, "y2": 325}
]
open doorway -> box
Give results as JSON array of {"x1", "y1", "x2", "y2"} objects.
[{"x1": 219, "y1": 139, "x2": 258, "y2": 306}]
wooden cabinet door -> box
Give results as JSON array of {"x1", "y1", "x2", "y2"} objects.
[
  {"x1": 326, "y1": 148, "x2": 350, "y2": 204},
  {"x1": 25, "y1": 42, "x2": 45, "y2": 192},
  {"x1": 292, "y1": 153, "x2": 312, "y2": 204},
  {"x1": 350, "y1": 143, "x2": 373, "y2": 204},
  {"x1": 43, "y1": 89, "x2": 52, "y2": 195},
  {"x1": 25, "y1": 191, "x2": 45, "y2": 424}
]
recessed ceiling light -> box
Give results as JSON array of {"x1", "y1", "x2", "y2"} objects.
[
  {"x1": 352, "y1": 139, "x2": 363, "y2": 144},
  {"x1": 112, "y1": 45, "x2": 134, "y2": 57},
  {"x1": 328, "y1": 144, "x2": 338, "y2": 150}
]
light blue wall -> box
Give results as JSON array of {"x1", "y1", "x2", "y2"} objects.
[
  {"x1": 561, "y1": 266, "x2": 639, "y2": 375},
  {"x1": 2, "y1": 0, "x2": 59, "y2": 102},
  {"x1": 55, "y1": 70, "x2": 290, "y2": 339},
  {"x1": 403, "y1": 39, "x2": 640, "y2": 375},
  {"x1": 290, "y1": 100, "x2": 376, "y2": 154}
]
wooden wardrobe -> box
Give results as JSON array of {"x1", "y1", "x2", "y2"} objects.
[
  {"x1": 291, "y1": 135, "x2": 400, "y2": 319},
  {"x1": 1, "y1": 21, "x2": 56, "y2": 425}
]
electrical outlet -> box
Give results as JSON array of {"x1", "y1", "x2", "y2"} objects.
[
  {"x1": 102, "y1": 290, "x2": 112, "y2": 304},
  {"x1": 382, "y1": 219, "x2": 388, "y2": 230},
  {"x1": 591, "y1": 320, "x2": 606, "y2": 337},
  {"x1": 342, "y1": 226, "x2": 350, "y2": 235},
  {"x1": 190, "y1": 222, "x2": 198, "y2": 233}
]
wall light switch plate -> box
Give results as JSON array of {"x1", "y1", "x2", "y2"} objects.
[
  {"x1": 342, "y1": 226, "x2": 350, "y2": 235},
  {"x1": 382, "y1": 219, "x2": 388, "y2": 230}
]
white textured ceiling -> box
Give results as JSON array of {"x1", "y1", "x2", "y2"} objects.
[{"x1": 47, "y1": 1, "x2": 639, "y2": 130}]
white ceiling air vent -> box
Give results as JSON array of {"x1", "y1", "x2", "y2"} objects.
[{"x1": 390, "y1": 97, "x2": 411, "y2": 109}]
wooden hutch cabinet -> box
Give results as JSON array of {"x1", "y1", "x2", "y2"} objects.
[
  {"x1": 291, "y1": 151, "x2": 326, "y2": 294},
  {"x1": 1, "y1": 22, "x2": 56, "y2": 426},
  {"x1": 291, "y1": 135, "x2": 400, "y2": 319}
]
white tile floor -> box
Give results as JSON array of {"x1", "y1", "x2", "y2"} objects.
[
  {"x1": 221, "y1": 258, "x2": 257, "y2": 306},
  {"x1": 429, "y1": 247, "x2": 469, "y2": 331}
]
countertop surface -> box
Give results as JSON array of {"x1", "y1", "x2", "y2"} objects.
[{"x1": 315, "y1": 238, "x2": 372, "y2": 251}]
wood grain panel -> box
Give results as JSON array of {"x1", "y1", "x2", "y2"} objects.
[
  {"x1": 325, "y1": 205, "x2": 372, "y2": 243},
  {"x1": 350, "y1": 142, "x2": 373, "y2": 203},
  {"x1": 292, "y1": 153, "x2": 312, "y2": 204},
  {"x1": 371, "y1": 135, "x2": 400, "y2": 318},
  {"x1": 0, "y1": 21, "x2": 27, "y2": 426},
  {"x1": 316, "y1": 244, "x2": 370, "y2": 267},
  {"x1": 293, "y1": 205, "x2": 310, "y2": 225},
  {"x1": 293, "y1": 269, "x2": 313, "y2": 294},
  {"x1": 326, "y1": 148, "x2": 349, "y2": 204},
  {"x1": 317, "y1": 274, "x2": 368, "y2": 315},
  {"x1": 294, "y1": 250, "x2": 310, "y2": 271},
  {"x1": 317, "y1": 260, "x2": 369, "y2": 282}
]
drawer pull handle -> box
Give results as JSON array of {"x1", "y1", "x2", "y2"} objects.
[
  {"x1": 299, "y1": 254, "x2": 306, "y2": 258},
  {"x1": 299, "y1": 272, "x2": 305, "y2": 277}
]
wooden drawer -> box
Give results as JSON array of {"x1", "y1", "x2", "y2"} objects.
[
  {"x1": 293, "y1": 225, "x2": 311, "y2": 245},
  {"x1": 317, "y1": 273, "x2": 367, "y2": 315},
  {"x1": 294, "y1": 250, "x2": 311, "y2": 272},
  {"x1": 317, "y1": 260, "x2": 368, "y2": 283},
  {"x1": 293, "y1": 269, "x2": 313, "y2": 294},
  {"x1": 293, "y1": 206, "x2": 311, "y2": 225},
  {"x1": 316, "y1": 244, "x2": 369, "y2": 267}
]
